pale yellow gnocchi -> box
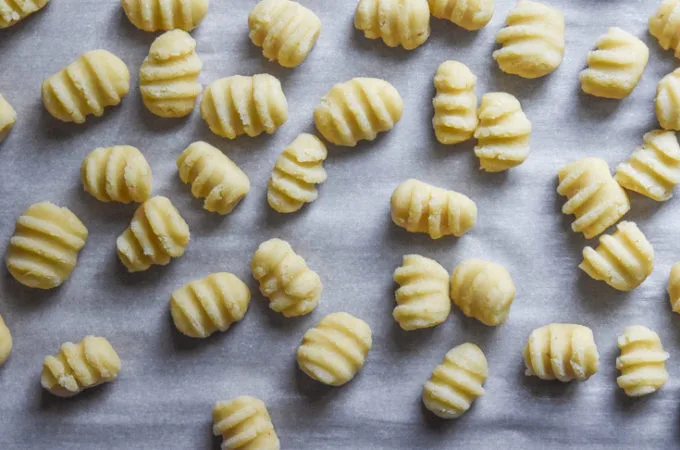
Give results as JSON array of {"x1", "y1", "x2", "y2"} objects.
[
  {"x1": 213, "y1": 396, "x2": 280, "y2": 450},
  {"x1": 656, "y1": 68, "x2": 680, "y2": 130},
  {"x1": 429, "y1": 0, "x2": 494, "y2": 31},
  {"x1": 0, "y1": 313, "x2": 11, "y2": 367},
  {"x1": 649, "y1": 0, "x2": 680, "y2": 59},
  {"x1": 354, "y1": 0, "x2": 430, "y2": 50},
  {"x1": 0, "y1": 0, "x2": 49, "y2": 29},
  {"x1": 122, "y1": 0, "x2": 209, "y2": 32},
  {"x1": 616, "y1": 325, "x2": 669, "y2": 397},
  {"x1": 669, "y1": 263, "x2": 680, "y2": 313},
  {"x1": 81, "y1": 146, "x2": 153, "y2": 204},
  {"x1": 432, "y1": 61, "x2": 478, "y2": 145},
  {"x1": 0, "y1": 94, "x2": 16, "y2": 142}
]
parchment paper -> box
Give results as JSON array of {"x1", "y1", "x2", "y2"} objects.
[{"x1": 1, "y1": 1, "x2": 679, "y2": 448}]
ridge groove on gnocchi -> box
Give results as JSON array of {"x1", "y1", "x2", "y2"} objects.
[
  {"x1": 170, "y1": 273, "x2": 250, "y2": 338},
  {"x1": 42, "y1": 50, "x2": 131, "y2": 124},
  {"x1": 354, "y1": 0, "x2": 431, "y2": 50},
  {"x1": 0, "y1": 0, "x2": 49, "y2": 29},
  {"x1": 616, "y1": 326, "x2": 669, "y2": 397},
  {"x1": 615, "y1": 130, "x2": 680, "y2": 201},
  {"x1": 669, "y1": 263, "x2": 680, "y2": 313},
  {"x1": 41, "y1": 336, "x2": 121, "y2": 397},
  {"x1": 492, "y1": 0, "x2": 564, "y2": 79},
  {"x1": 422, "y1": 343, "x2": 487, "y2": 418},
  {"x1": 393, "y1": 255, "x2": 451, "y2": 330},
  {"x1": 297, "y1": 312, "x2": 372, "y2": 386},
  {"x1": 81, "y1": 146, "x2": 153, "y2": 204},
  {"x1": 0, "y1": 93, "x2": 17, "y2": 141},
  {"x1": 177, "y1": 141, "x2": 250, "y2": 215},
  {"x1": 267, "y1": 133, "x2": 328, "y2": 213},
  {"x1": 390, "y1": 179, "x2": 477, "y2": 239},
  {"x1": 649, "y1": 0, "x2": 680, "y2": 58},
  {"x1": 655, "y1": 68, "x2": 680, "y2": 130},
  {"x1": 251, "y1": 238, "x2": 322, "y2": 317},
  {"x1": 140, "y1": 30, "x2": 202, "y2": 118},
  {"x1": 248, "y1": 0, "x2": 321, "y2": 68},
  {"x1": 473, "y1": 92, "x2": 531, "y2": 172},
  {"x1": 200, "y1": 74, "x2": 288, "y2": 139},
  {"x1": 432, "y1": 61, "x2": 478, "y2": 145},
  {"x1": 524, "y1": 324, "x2": 599, "y2": 382},
  {"x1": 0, "y1": 313, "x2": 12, "y2": 367},
  {"x1": 557, "y1": 158, "x2": 630, "y2": 239},
  {"x1": 429, "y1": 0, "x2": 494, "y2": 30},
  {"x1": 450, "y1": 259, "x2": 515, "y2": 326},
  {"x1": 213, "y1": 396, "x2": 280, "y2": 450},
  {"x1": 580, "y1": 221, "x2": 654, "y2": 292},
  {"x1": 579, "y1": 27, "x2": 649, "y2": 100},
  {"x1": 116, "y1": 196, "x2": 190, "y2": 272},
  {"x1": 122, "y1": 0, "x2": 209, "y2": 32},
  {"x1": 314, "y1": 77, "x2": 403, "y2": 147},
  {"x1": 6, "y1": 202, "x2": 88, "y2": 290}
]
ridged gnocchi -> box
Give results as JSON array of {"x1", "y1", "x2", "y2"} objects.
[
  {"x1": 649, "y1": 0, "x2": 680, "y2": 59},
  {"x1": 579, "y1": 27, "x2": 649, "y2": 100},
  {"x1": 81, "y1": 146, "x2": 153, "y2": 204},
  {"x1": 297, "y1": 312, "x2": 372, "y2": 386},
  {"x1": 140, "y1": 30, "x2": 202, "y2": 118},
  {"x1": 390, "y1": 179, "x2": 477, "y2": 239},
  {"x1": 201, "y1": 74, "x2": 288, "y2": 139},
  {"x1": 557, "y1": 158, "x2": 630, "y2": 239},
  {"x1": 474, "y1": 92, "x2": 531, "y2": 172},
  {"x1": 615, "y1": 130, "x2": 680, "y2": 201},
  {"x1": 354, "y1": 0, "x2": 430, "y2": 50},
  {"x1": 450, "y1": 259, "x2": 515, "y2": 326},
  {"x1": 0, "y1": 94, "x2": 16, "y2": 141},
  {"x1": 656, "y1": 68, "x2": 680, "y2": 130},
  {"x1": 41, "y1": 336, "x2": 121, "y2": 397},
  {"x1": 0, "y1": 313, "x2": 11, "y2": 367},
  {"x1": 122, "y1": 0, "x2": 209, "y2": 32},
  {"x1": 432, "y1": 61, "x2": 478, "y2": 145},
  {"x1": 492, "y1": 0, "x2": 564, "y2": 79},
  {"x1": 267, "y1": 134, "x2": 327, "y2": 213},
  {"x1": 669, "y1": 263, "x2": 680, "y2": 313},
  {"x1": 248, "y1": 0, "x2": 321, "y2": 68},
  {"x1": 42, "y1": 50, "x2": 130, "y2": 124},
  {"x1": 6, "y1": 202, "x2": 88, "y2": 290},
  {"x1": 524, "y1": 324, "x2": 599, "y2": 382},
  {"x1": 116, "y1": 196, "x2": 190, "y2": 272},
  {"x1": 0, "y1": 0, "x2": 49, "y2": 28},
  {"x1": 422, "y1": 343, "x2": 487, "y2": 419},
  {"x1": 251, "y1": 238, "x2": 322, "y2": 317},
  {"x1": 177, "y1": 141, "x2": 250, "y2": 215},
  {"x1": 616, "y1": 326, "x2": 669, "y2": 397},
  {"x1": 170, "y1": 273, "x2": 250, "y2": 338},
  {"x1": 213, "y1": 396, "x2": 280, "y2": 450},
  {"x1": 314, "y1": 78, "x2": 403, "y2": 147},
  {"x1": 393, "y1": 255, "x2": 451, "y2": 330},
  {"x1": 429, "y1": 0, "x2": 494, "y2": 31},
  {"x1": 580, "y1": 221, "x2": 654, "y2": 292}
]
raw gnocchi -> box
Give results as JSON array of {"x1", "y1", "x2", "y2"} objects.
[
  {"x1": 579, "y1": 27, "x2": 649, "y2": 99},
  {"x1": 580, "y1": 221, "x2": 654, "y2": 292},
  {"x1": 655, "y1": 68, "x2": 680, "y2": 130},
  {"x1": 390, "y1": 179, "x2": 477, "y2": 239},
  {"x1": 669, "y1": 263, "x2": 680, "y2": 313},
  {"x1": 616, "y1": 326, "x2": 669, "y2": 397},
  {"x1": 432, "y1": 61, "x2": 478, "y2": 145},
  {"x1": 81, "y1": 146, "x2": 152, "y2": 204},
  {"x1": 0, "y1": 94, "x2": 16, "y2": 141},
  {"x1": 177, "y1": 141, "x2": 250, "y2": 215},
  {"x1": 297, "y1": 312, "x2": 372, "y2": 386},
  {"x1": 615, "y1": 130, "x2": 680, "y2": 201},
  {"x1": 524, "y1": 324, "x2": 599, "y2": 381},
  {"x1": 122, "y1": 0, "x2": 209, "y2": 32},
  {"x1": 41, "y1": 336, "x2": 121, "y2": 397},
  {"x1": 0, "y1": 0, "x2": 49, "y2": 29},
  {"x1": 0, "y1": 313, "x2": 11, "y2": 367},
  {"x1": 251, "y1": 238, "x2": 322, "y2": 317},
  {"x1": 493, "y1": 0, "x2": 564, "y2": 79},
  {"x1": 267, "y1": 134, "x2": 327, "y2": 213},
  {"x1": 248, "y1": 0, "x2": 321, "y2": 68},
  {"x1": 557, "y1": 158, "x2": 630, "y2": 239},
  {"x1": 6, "y1": 202, "x2": 88, "y2": 290},
  {"x1": 649, "y1": 0, "x2": 680, "y2": 59},
  {"x1": 450, "y1": 259, "x2": 515, "y2": 326},
  {"x1": 422, "y1": 343, "x2": 487, "y2": 419},
  {"x1": 393, "y1": 255, "x2": 451, "y2": 330},
  {"x1": 354, "y1": 0, "x2": 430, "y2": 50},
  {"x1": 314, "y1": 78, "x2": 403, "y2": 147},
  {"x1": 42, "y1": 50, "x2": 130, "y2": 124},
  {"x1": 429, "y1": 0, "x2": 494, "y2": 31},
  {"x1": 213, "y1": 396, "x2": 280, "y2": 450},
  {"x1": 116, "y1": 196, "x2": 190, "y2": 272},
  {"x1": 473, "y1": 92, "x2": 531, "y2": 172},
  {"x1": 200, "y1": 74, "x2": 288, "y2": 139}
]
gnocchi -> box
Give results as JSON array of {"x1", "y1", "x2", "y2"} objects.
[
  {"x1": 616, "y1": 326, "x2": 669, "y2": 397},
  {"x1": 81, "y1": 146, "x2": 153, "y2": 204},
  {"x1": 429, "y1": 0, "x2": 494, "y2": 31},
  {"x1": 0, "y1": 313, "x2": 11, "y2": 367},
  {"x1": 116, "y1": 196, "x2": 190, "y2": 272},
  {"x1": 213, "y1": 396, "x2": 280, "y2": 450},
  {"x1": 248, "y1": 0, "x2": 321, "y2": 68},
  {"x1": 42, "y1": 50, "x2": 130, "y2": 124},
  {"x1": 6, "y1": 202, "x2": 88, "y2": 290},
  {"x1": 669, "y1": 263, "x2": 680, "y2": 313},
  {"x1": 122, "y1": 0, "x2": 209, "y2": 32},
  {"x1": 0, "y1": 94, "x2": 16, "y2": 141},
  {"x1": 432, "y1": 61, "x2": 478, "y2": 145},
  {"x1": 177, "y1": 141, "x2": 250, "y2": 215},
  {"x1": 251, "y1": 238, "x2": 322, "y2": 317},
  {"x1": 649, "y1": 0, "x2": 680, "y2": 59},
  {"x1": 655, "y1": 68, "x2": 680, "y2": 130},
  {"x1": 354, "y1": 0, "x2": 430, "y2": 50},
  {"x1": 0, "y1": 0, "x2": 49, "y2": 29}
]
